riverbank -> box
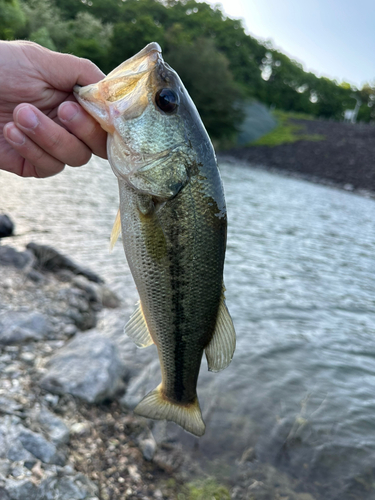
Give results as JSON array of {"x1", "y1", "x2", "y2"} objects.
[
  {"x1": 0, "y1": 233, "x2": 319, "y2": 500},
  {"x1": 223, "y1": 118, "x2": 375, "y2": 196}
]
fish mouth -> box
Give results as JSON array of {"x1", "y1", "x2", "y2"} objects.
[{"x1": 73, "y1": 42, "x2": 163, "y2": 128}]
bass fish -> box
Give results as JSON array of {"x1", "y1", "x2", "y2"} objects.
[{"x1": 74, "y1": 43, "x2": 235, "y2": 437}]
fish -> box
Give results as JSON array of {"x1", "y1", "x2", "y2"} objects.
[{"x1": 74, "y1": 42, "x2": 236, "y2": 437}]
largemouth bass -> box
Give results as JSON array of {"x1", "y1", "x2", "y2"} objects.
[{"x1": 74, "y1": 43, "x2": 235, "y2": 437}]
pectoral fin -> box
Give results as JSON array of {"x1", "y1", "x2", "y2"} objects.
[
  {"x1": 205, "y1": 291, "x2": 236, "y2": 372},
  {"x1": 109, "y1": 208, "x2": 122, "y2": 251},
  {"x1": 125, "y1": 301, "x2": 154, "y2": 348}
]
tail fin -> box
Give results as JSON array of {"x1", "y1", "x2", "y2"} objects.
[{"x1": 134, "y1": 384, "x2": 205, "y2": 437}]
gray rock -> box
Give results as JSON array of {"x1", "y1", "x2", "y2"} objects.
[
  {"x1": 0, "y1": 215, "x2": 14, "y2": 239},
  {"x1": 40, "y1": 331, "x2": 127, "y2": 403},
  {"x1": 6, "y1": 441, "x2": 36, "y2": 465},
  {"x1": 0, "y1": 460, "x2": 10, "y2": 477},
  {"x1": 0, "y1": 246, "x2": 33, "y2": 270},
  {"x1": 9, "y1": 464, "x2": 29, "y2": 479},
  {"x1": 0, "y1": 416, "x2": 36, "y2": 465},
  {"x1": 26, "y1": 243, "x2": 104, "y2": 283},
  {"x1": 0, "y1": 486, "x2": 10, "y2": 500},
  {"x1": 120, "y1": 359, "x2": 160, "y2": 409},
  {"x1": 35, "y1": 407, "x2": 70, "y2": 446},
  {"x1": 4, "y1": 478, "x2": 37, "y2": 500},
  {"x1": 38, "y1": 473, "x2": 99, "y2": 500},
  {"x1": 69, "y1": 422, "x2": 91, "y2": 437},
  {"x1": 0, "y1": 311, "x2": 49, "y2": 344},
  {"x1": 18, "y1": 428, "x2": 63, "y2": 465},
  {"x1": 99, "y1": 287, "x2": 120, "y2": 309},
  {"x1": 140, "y1": 437, "x2": 157, "y2": 461}
]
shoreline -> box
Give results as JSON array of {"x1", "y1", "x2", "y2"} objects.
[
  {"x1": 0, "y1": 237, "x2": 320, "y2": 500},
  {"x1": 221, "y1": 118, "x2": 375, "y2": 199}
]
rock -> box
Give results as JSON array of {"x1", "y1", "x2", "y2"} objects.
[
  {"x1": 0, "y1": 416, "x2": 36, "y2": 465},
  {"x1": 40, "y1": 331, "x2": 127, "y2": 403},
  {"x1": 140, "y1": 437, "x2": 157, "y2": 461},
  {"x1": 4, "y1": 478, "x2": 37, "y2": 500},
  {"x1": 37, "y1": 472, "x2": 99, "y2": 500},
  {"x1": 98, "y1": 287, "x2": 120, "y2": 309},
  {"x1": 69, "y1": 422, "x2": 91, "y2": 437},
  {"x1": 19, "y1": 352, "x2": 35, "y2": 366},
  {"x1": 72, "y1": 277, "x2": 99, "y2": 303},
  {"x1": 18, "y1": 428, "x2": 64, "y2": 465},
  {"x1": 0, "y1": 215, "x2": 14, "y2": 239},
  {"x1": 0, "y1": 486, "x2": 10, "y2": 500},
  {"x1": 1, "y1": 473, "x2": 98, "y2": 500},
  {"x1": 0, "y1": 247, "x2": 33, "y2": 270},
  {"x1": 0, "y1": 460, "x2": 10, "y2": 477},
  {"x1": 26, "y1": 243, "x2": 104, "y2": 283},
  {"x1": 0, "y1": 311, "x2": 49, "y2": 344},
  {"x1": 34, "y1": 407, "x2": 70, "y2": 446},
  {"x1": 120, "y1": 359, "x2": 160, "y2": 410},
  {"x1": 25, "y1": 269, "x2": 44, "y2": 283},
  {"x1": 6, "y1": 441, "x2": 36, "y2": 465}
]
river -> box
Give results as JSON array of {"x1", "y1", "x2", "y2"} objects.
[{"x1": 1, "y1": 157, "x2": 375, "y2": 499}]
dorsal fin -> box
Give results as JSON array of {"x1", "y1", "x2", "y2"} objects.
[
  {"x1": 125, "y1": 301, "x2": 154, "y2": 348},
  {"x1": 109, "y1": 208, "x2": 121, "y2": 251},
  {"x1": 205, "y1": 288, "x2": 236, "y2": 372}
]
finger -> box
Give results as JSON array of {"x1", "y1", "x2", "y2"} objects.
[
  {"x1": 3, "y1": 122, "x2": 65, "y2": 178},
  {"x1": 13, "y1": 104, "x2": 93, "y2": 167},
  {"x1": 58, "y1": 101, "x2": 107, "y2": 159}
]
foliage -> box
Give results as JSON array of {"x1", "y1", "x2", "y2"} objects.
[
  {"x1": 252, "y1": 111, "x2": 325, "y2": 146},
  {"x1": 0, "y1": 0, "x2": 26, "y2": 39},
  {"x1": 186, "y1": 478, "x2": 231, "y2": 500},
  {"x1": 2, "y1": 0, "x2": 373, "y2": 142},
  {"x1": 165, "y1": 38, "x2": 244, "y2": 142}
]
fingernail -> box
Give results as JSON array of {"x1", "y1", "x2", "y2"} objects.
[
  {"x1": 59, "y1": 102, "x2": 79, "y2": 122},
  {"x1": 5, "y1": 125, "x2": 26, "y2": 145},
  {"x1": 16, "y1": 106, "x2": 39, "y2": 130}
]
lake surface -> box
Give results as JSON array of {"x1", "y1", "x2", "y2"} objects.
[{"x1": 1, "y1": 158, "x2": 375, "y2": 498}]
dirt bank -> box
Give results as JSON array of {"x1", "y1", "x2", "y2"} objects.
[{"x1": 224, "y1": 119, "x2": 375, "y2": 193}]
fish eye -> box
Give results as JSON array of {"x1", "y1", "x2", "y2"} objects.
[{"x1": 155, "y1": 88, "x2": 179, "y2": 113}]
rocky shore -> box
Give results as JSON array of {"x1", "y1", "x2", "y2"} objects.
[
  {"x1": 0, "y1": 215, "x2": 319, "y2": 500},
  {"x1": 224, "y1": 119, "x2": 375, "y2": 196}
]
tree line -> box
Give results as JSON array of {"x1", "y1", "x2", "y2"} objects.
[{"x1": 2, "y1": 0, "x2": 375, "y2": 142}]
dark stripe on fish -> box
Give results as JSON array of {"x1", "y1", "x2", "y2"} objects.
[{"x1": 167, "y1": 205, "x2": 191, "y2": 403}]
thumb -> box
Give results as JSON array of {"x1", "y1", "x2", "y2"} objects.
[{"x1": 31, "y1": 43, "x2": 106, "y2": 90}]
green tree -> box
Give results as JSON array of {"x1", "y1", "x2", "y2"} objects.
[
  {"x1": 0, "y1": 0, "x2": 26, "y2": 39},
  {"x1": 165, "y1": 38, "x2": 244, "y2": 142},
  {"x1": 107, "y1": 15, "x2": 165, "y2": 71}
]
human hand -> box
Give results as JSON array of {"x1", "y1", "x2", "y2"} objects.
[{"x1": 0, "y1": 41, "x2": 107, "y2": 178}]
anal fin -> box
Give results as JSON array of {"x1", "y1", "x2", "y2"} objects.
[
  {"x1": 134, "y1": 384, "x2": 205, "y2": 437},
  {"x1": 125, "y1": 301, "x2": 154, "y2": 348},
  {"x1": 109, "y1": 208, "x2": 121, "y2": 251},
  {"x1": 205, "y1": 288, "x2": 236, "y2": 372}
]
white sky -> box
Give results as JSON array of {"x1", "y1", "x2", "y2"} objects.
[{"x1": 200, "y1": 0, "x2": 375, "y2": 88}]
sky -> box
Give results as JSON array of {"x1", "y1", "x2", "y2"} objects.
[{"x1": 200, "y1": 0, "x2": 375, "y2": 88}]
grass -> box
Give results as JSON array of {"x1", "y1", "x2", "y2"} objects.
[
  {"x1": 162, "y1": 478, "x2": 231, "y2": 500},
  {"x1": 186, "y1": 479, "x2": 231, "y2": 500},
  {"x1": 250, "y1": 110, "x2": 325, "y2": 146}
]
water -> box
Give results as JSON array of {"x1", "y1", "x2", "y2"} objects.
[{"x1": 1, "y1": 158, "x2": 375, "y2": 498}]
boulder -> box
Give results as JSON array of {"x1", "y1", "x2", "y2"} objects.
[
  {"x1": 0, "y1": 215, "x2": 14, "y2": 239},
  {"x1": 34, "y1": 407, "x2": 70, "y2": 446},
  {"x1": 0, "y1": 311, "x2": 49, "y2": 345},
  {"x1": 0, "y1": 247, "x2": 33, "y2": 270},
  {"x1": 26, "y1": 243, "x2": 104, "y2": 283},
  {"x1": 18, "y1": 428, "x2": 64, "y2": 465},
  {"x1": 40, "y1": 330, "x2": 127, "y2": 403}
]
